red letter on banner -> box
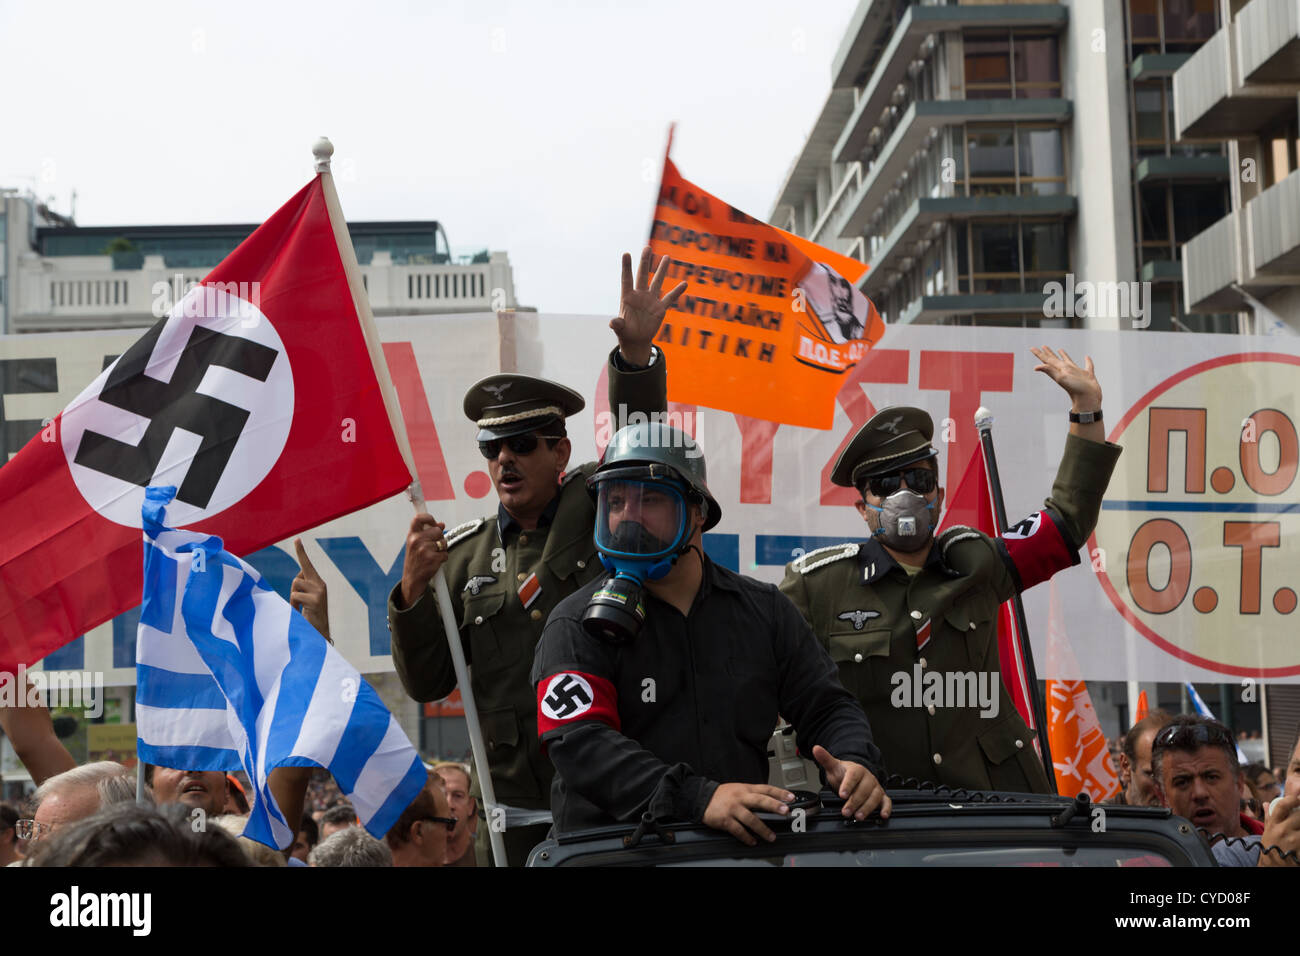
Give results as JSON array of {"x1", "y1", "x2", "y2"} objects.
[
  {"x1": 918, "y1": 351, "x2": 1015, "y2": 496},
  {"x1": 820, "y1": 349, "x2": 911, "y2": 506},
  {"x1": 382, "y1": 341, "x2": 455, "y2": 500}
]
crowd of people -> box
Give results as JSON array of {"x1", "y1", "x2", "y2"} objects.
[{"x1": 0, "y1": 249, "x2": 1296, "y2": 869}]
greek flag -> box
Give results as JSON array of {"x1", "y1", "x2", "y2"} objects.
[
  {"x1": 135, "y1": 486, "x2": 426, "y2": 848},
  {"x1": 1185, "y1": 683, "x2": 1248, "y2": 764}
]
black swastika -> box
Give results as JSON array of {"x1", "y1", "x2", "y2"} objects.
[
  {"x1": 74, "y1": 320, "x2": 278, "y2": 509},
  {"x1": 543, "y1": 676, "x2": 592, "y2": 718}
]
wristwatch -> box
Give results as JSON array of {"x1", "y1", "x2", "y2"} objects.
[{"x1": 1069, "y1": 409, "x2": 1103, "y2": 424}]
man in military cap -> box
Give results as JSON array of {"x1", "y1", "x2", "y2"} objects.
[
  {"x1": 533, "y1": 421, "x2": 889, "y2": 844},
  {"x1": 388, "y1": 248, "x2": 682, "y2": 866},
  {"x1": 780, "y1": 347, "x2": 1121, "y2": 793}
]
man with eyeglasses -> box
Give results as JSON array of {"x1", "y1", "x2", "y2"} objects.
[
  {"x1": 388, "y1": 249, "x2": 682, "y2": 866},
  {"x1": 385, "y1": 777, "x2": 457, "y2": 868},
  {"x1": 780, "y1": 347, "x2": 1121, "y2": 793}
]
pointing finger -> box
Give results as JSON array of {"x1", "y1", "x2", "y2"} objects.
[{"x1": 294, "y1": 538, "x2": 319, "y2": 579}]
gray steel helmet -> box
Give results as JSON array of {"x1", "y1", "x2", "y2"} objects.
[{"x1": 590, "y1": 422, "x2": 721, "y2": 532}]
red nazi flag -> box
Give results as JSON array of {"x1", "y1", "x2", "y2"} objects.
[{"x1": 0, "y1": 177, "x2": 412, "y2": 672}]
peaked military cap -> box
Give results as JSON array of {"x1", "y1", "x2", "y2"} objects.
[
  {"x1": 830, "y1": 405, "x2": 938, "y2": 488},
  {"x1": 464, "y1": 374, "x2": 586, "y2": 442}
]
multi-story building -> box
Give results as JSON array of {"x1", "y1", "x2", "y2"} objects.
[
  {"x1": 0, "y1": 189, "x2": 521, "y2": 334},
  {"x1": 771, "y1": 0, "x2": 1235, "y2": 332},
  {"x1": 1175, "y1": 0, "x2": 1300, "y2": 332}
]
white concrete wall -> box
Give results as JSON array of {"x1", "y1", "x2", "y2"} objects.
[{"x1": 1066, "y1": 0, "x2": 1137, "y2": 329}]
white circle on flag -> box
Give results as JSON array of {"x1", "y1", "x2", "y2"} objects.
[
  {"x1": 60, "y1": 285, "x2": 294, "y2": 528},
  {"x1": 1003, "y1": 512, "x2": 1042, "y2": 540},
  {"x1": 541, "y1": 673, "x2": 595, "y2": 721}
]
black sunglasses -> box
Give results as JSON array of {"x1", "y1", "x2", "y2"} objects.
[
  {"x1": 865, "y1": 466, "x2": 937, "y2": 498},
  {"x1": 478, "y1": 433, "x2": 562, "y2": 460},
  {"x1": 1154, "y1": 722, "x2": 1233, "y2": 749},
  {"x1": 422, "y1": 815, "x2": 458, "y2": 833}
]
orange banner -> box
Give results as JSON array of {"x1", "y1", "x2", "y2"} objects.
[{"x1": 649, "y1": 158, "x2": 884, "y2": 429}]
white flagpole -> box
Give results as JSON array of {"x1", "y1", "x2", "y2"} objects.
[{"x1": 312, "y1": 138, "x2": 508, "y2": 867}]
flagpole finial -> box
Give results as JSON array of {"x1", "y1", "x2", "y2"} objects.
[
  {"x1": 312, "y1": 137, "x2": 334, "y2": 173},
  {"x1": 974, "y1": 406, "x2": 993, "y2": 430}
]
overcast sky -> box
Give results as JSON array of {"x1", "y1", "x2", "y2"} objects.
[{"x1": 1, "y1": 0, "x2": 858, "y2": 314}]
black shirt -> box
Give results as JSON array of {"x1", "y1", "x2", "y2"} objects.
[{"x1": 531, "y1": 555, "x2": 884, "y2": 834}]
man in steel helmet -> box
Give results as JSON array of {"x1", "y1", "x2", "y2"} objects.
[{"x1": 531, "y1": 422, "x2": 889, "y2": 845}]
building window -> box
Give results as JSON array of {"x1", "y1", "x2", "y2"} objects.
[
  {"x1": 1128, "y1": 0, "x2": 1216, "y2": 54},
  {"x1": 962, "y1": 124, "x2": 1066, "y2": 196},
  {"x1": 955, "y1": 219, "x2": 1070, "y2": 294},
  {"x1": 964, "y1": 32, "x2": 1060, "y2": 99}
]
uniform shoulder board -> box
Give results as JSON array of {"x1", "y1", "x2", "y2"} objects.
[
  {"x1": 445, "y1": 518, "x2": 486, "y2": 549},
  {"x1": 791, "y1": 542, "x2": 860, "y2": 575},
  {"x1": 938, "y1": 525, "x2": 986, "y2": 556}
]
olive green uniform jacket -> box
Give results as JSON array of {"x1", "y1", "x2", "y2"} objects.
[
  {"x1": 388, "y1": 351, "x2": 667, "y2": 817},
  {"x1": 779, "y1": 434, "x2": 1121, "y2": 793}
]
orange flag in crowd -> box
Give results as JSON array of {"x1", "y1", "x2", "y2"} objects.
[
  {"x1": 648, "y1": 145, "x2": 885, "y2": 428},
  {"x1": 1045, "y1": 580, "x2": 1121, "y2": 801},
  {"x1": 1135, "y1": 689, "x2": 1149, "y2": 722}
]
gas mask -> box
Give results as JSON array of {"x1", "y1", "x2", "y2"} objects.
[
  {"x1": 863, "y1": 489, "x2": 937, "y2": 552},
  {"x1": 582, "y1": 475, "x2": 692, "y2": 644}
]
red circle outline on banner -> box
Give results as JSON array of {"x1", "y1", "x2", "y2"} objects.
[{"x1": 1091, "y1": 351, "x2": 1300, "y2": 678}]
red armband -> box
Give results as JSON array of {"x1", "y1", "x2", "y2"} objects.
[
  {"x1": 536, "y1": 670, "x2": 621, "y2": 738},
  {"x1": 998, "y1": 510, "x2": 1078, "y2": 591}
]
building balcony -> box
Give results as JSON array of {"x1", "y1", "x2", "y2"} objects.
[
  {"x1": 1250, "y1": 165, "x2": 1300, "y2": 274},
  {"x1": 1182, "y1": 166, "x2": 1300, "y2": 312},
  {"x1": 834, "y1": 3, "x2": 1068, "y2": 168},
  {"x1": 10, "y1": 253, "x2": 512, "y2": 332},
  {"x1": 1134, "y1": 155, "x2": 1229, "y2": 182},
  {"x1": 862, "y1": 193, "x2": 1076, "y2": 299},
  {"x1": 837, "y1": 98, "x2": 1072, "y2": 241},
  {"x1": 1236, "y1": 0, "x2": 1300, "y2": 83},
  {"x1": 1130, "y1": 53, "x2": 1192, "y2": 81},
  {"x1": 1173, "y1": 7, "x2": 1299, "y2": 140},
  {"x1": 896, "y1": 293, "x2": 1049, "y2": 325},
  {"x1": 1181, "y1": 211, "x2": 1244, "y2": 312}
]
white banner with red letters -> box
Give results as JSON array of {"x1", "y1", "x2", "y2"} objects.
[{"x1": 3, "y1": 316, "x2": 1297, "y2": 686}]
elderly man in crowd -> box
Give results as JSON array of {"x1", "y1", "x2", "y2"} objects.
[
  {"x1": 20, "y1": 761, "x2": 141, "y2": 845},
  {"x1": 309, "y1": 826, "x2": 393, "y2": 867}
]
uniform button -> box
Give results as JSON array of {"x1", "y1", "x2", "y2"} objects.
[
  {"x1": 910, "y1": 610, "x2": 922, "y2": 621},
  {"x1": 517, "y1": 572, "x2": 527, "y2": 582},
  {"x1": 927, "y1": 704, "x2": 936, "y2": 716},
  {"x1": 968, "y1": 621, "x2": 977, "y2": 631},
  {"x1": 853, "y1": 653, "x2": 863, "y2": 663},
  {"x1": 474, "y1": 615, "x2": 483, "y2": 625},
  {"x1": 918, "y1": 657, "x2": 928, "y2": 669},
  {"x1": 519, "y1": 534, "x2": 529, "y2": 546},
  {"x1": 576, "y1": 560, "x2": 586, "y2": 570},
  {"x1": 933, "y1": 753, "x2": 942, "y2": 765},
  {"x1": 530, "y1": 609, "x2": 542, "y2": 621},
  {"x1": 1015, "y1": 739, "x2": 1024, "y2": 750}
]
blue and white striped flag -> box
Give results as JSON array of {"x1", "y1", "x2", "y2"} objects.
[{"x1": 135, "y1": 485, "x2": 427, "y2": 849}]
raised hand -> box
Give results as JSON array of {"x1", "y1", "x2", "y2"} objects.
[
  {"x1": 291, "y1": 538, "x2": 331, "y2": 644},
  {"x1": 399, "y1": 514, "x2": 448, "y2": 610},
  {"x1": 610, "y1": 246, "x2": 687, "y2": 366},
  {"x1": 1029, "y1": 346, "x2": 1103, "y2": 411}
]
